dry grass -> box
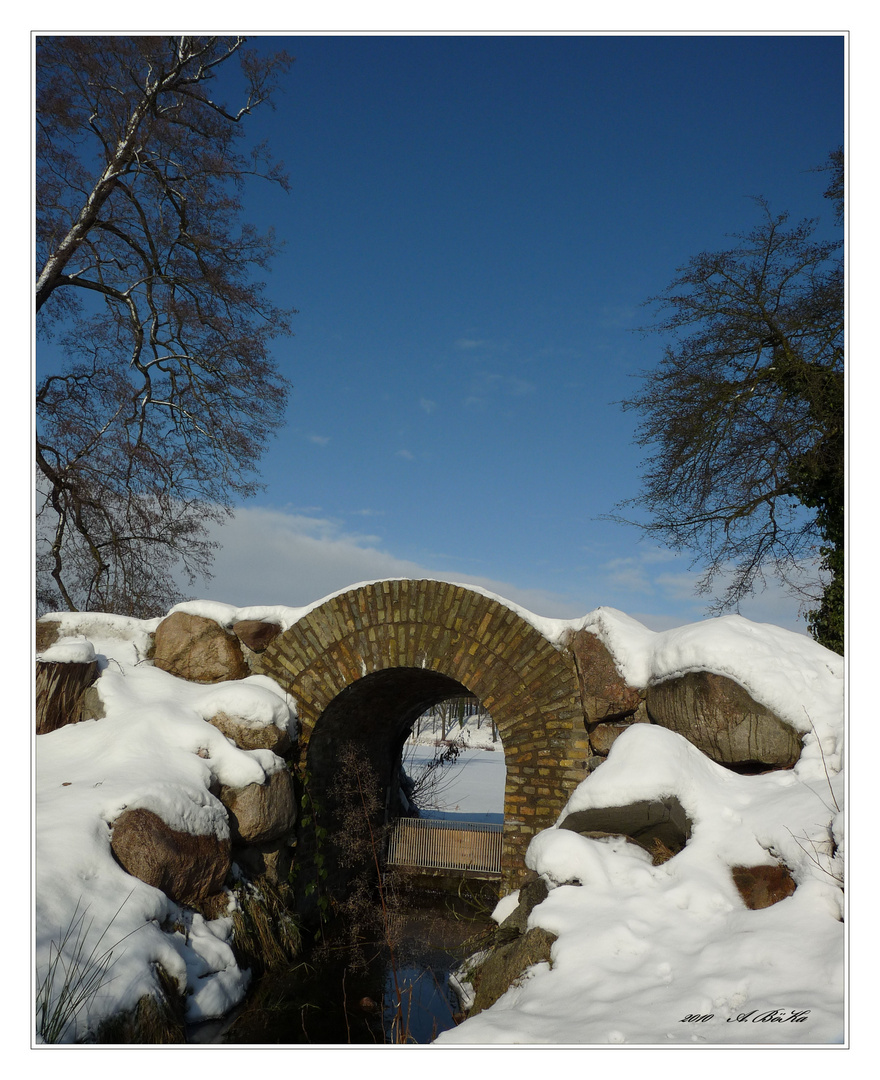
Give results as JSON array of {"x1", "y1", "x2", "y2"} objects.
[
  {"x1": 230, "y1": 878, "x2": 303, "y2": 976},
  {"x1": 649, "y1": 836, "x2": 678, "y2": 865},
  {"x1": 93, "y1": 965, "x2": 187, "y2": 1044}
]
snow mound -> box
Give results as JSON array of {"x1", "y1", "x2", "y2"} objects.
[{"x1": 439, "y1": 722, "x2": 844, "y2": 1046}]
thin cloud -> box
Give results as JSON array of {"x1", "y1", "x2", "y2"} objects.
[
  {"x1": 180, "y1": 505, "x2": 588, "y2": 619},
  {"x1": 464, "y1": 371, "x2": 535, "y2": 410},
  {"x1": 307, "y1": 434, "x2": 330, "y2": 446},
  {"x1": 171, "y1": 508, "x2": 808, "y2": 635},
  {"x1": 601, "y1": 556, "x2": 655, "y2": 595}
]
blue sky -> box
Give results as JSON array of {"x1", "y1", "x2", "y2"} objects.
[
  {"x1": 186, "y1": 32, "x2": 846, "y2": 631},
  {"x1": 190, "y1": 32, "x2": 844, "y2": 632},
  {"x1": 33, "y1": 31, "x2": 846, "y2": 633}
]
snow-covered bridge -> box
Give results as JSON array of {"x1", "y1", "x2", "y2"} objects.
[{"x1": 256, "y1": 579, "x2": 590, "y2": 890}]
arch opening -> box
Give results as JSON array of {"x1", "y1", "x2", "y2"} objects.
[{"x1": 300, "y1": 668, "x2": 505, "y2": 911}]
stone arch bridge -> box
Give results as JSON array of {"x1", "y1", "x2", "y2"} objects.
[{"x1": 256, "y1": 579, "x2": 596, "y2": 889}]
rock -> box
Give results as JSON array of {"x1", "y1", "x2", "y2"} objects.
[
  {"x1": 35, "y1": 659, "x2": 100, "y2": 734},
  {"x1": 589, "y1": 707, "x2": 649, "y2": 755},
  {"x1": 732, "y1": 864, "x2": 797, "y2": 909},
  {"x1": 80, "y1": 684, "x2": 106, "y2": 721},
  {"x1": 646, "y1": 671, "x2": 802, "y2": 771},
  {"x1": 464, "y1": 878, "x2": 557, "y2": 1016},
  {"x1": 558, "y1": 795, "x2": 692, "y2": 858},
  {"x1": 35, "y1": 617, "x2": 62, "y2": 653},
  {"x1": 110, "y1": 808, "x2": 231, "y2": 905},
  {"x1": 470, "y1": 927, "x2": 557, "y2": 1016},
  {"x1": 153, "y1": 612, "x2": 249, "y2": 683},
  {"x1": 496, "y1": 875, "x2": 550, "y2": 938},
  {"x1": 219, "y1": 765, "x2": 297, "y2": 845},
  {"x1": 233, "y1": 620, "x2": 281, "y2": 653},
  {"x1": 206, "y1": 710, "x2": 291, "y2": 756},
  {"x1": 233, "y1": 837, "x2": 295, "y2": 886},
  {"x1": 564, "y1": 628, "x2": 643, "y2": 724}
]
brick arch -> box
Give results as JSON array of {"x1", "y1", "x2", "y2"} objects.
[{"x1": 257, "y1": 579, "x2": 586, "y2": 885}]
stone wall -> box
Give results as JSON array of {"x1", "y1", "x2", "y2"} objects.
[{"x1": 37, "y1": 583, "x2": 805, "y2": 898}]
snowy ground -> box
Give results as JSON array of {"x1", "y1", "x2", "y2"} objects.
[
  {"x1": 403, "y1": 720, "x2": 507, "y2": 823},
  {"x1": 32, "y1": 586, "x2": 847, "y2": 1052}
]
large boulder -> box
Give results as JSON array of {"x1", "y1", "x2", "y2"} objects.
[
  {"x1": 110, "y1": 807, "x2": 231, "y2": 906},
  {"x1": 206, "y1": 710, "x2": 291, "y2": 756},
  {"x1": 218, "y1": 765, "x2": 297, "y2": 845},
  {"x1": 646, "y1": 671, "x2": 802, "y2": 771},
  {"x1": 469, "y1": 926, "x2": 557, "y2": 1016},
  {"x1": 558, "y1": 795, "x2": 692, "y2": 860},
  {"x1": 153, "y1": 612, "x2": 249, "y2": 683},
  {"x1": 464, "y1": 876, "x2": 556, "y2": 1016},
  {"x1": 563, "y1": 628, "x2": 643, "y2": 724}
]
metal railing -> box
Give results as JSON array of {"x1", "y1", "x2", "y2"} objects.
[{"x1": 385, "y1": 816, "x2": 503, "y2": 876}]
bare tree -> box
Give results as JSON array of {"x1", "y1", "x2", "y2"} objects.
[
  {"x1": 615, "y1": 151, "x2": 844, "y2": 651},
  {"x1": 36, "y1": 36, "x2": 294, "y2": 615}
]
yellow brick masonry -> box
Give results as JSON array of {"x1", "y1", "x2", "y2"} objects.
[{"x1": 257, "y1": 580, "x2": 589, "y2": 890}]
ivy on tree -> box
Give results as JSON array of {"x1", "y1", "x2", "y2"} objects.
[
  {"x1": 36, "y1": 36, "x2": 294, "y2": 616},
  {"x1": 618, "y1": 150, "x2": 844, "y2": 652}
]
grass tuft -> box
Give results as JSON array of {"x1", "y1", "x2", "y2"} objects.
[
  {"x1": 35, "y1": 894, "x2": 138, "y2": 1043},
  {"x1": 230, "y1": 878, "x2": 303, "y2": 976}
]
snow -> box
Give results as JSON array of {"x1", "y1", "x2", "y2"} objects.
[
  {"x1": 436, "y1": 619, "x2": 845, "y2": 1046},
  {"x1": 34, "y1": 612, "x2": 297, "y2": 1042},
  {"x1": 36, "y1": 634, "x2": 96, "y2": 664},
  {"x1": 403, "y1": 743, "x2": 506, "y2": 824},
  {"x1": 33, "y1": 588, "x2": 845, "y2": 1047}
]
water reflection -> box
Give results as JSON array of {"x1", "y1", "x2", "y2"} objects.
[
  {"x1": 384, "y1": 964, "x2": 460, "y2": 1043},
  {"x1": 221, "y1": 886, "x2": 493, "y2": 1045}
]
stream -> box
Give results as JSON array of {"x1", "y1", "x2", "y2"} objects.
[{"x1": 216, "y1": 884, "x2": 496, "y2": 1045}]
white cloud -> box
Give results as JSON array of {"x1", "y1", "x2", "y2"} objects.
[
  {"x1": 174, "y1": 508, "x2": 810, "y2": 636},
  {"x1": 182, "y1": 505, "x2": 588, "y2": 619},
  {"x1": 307, "y1": 434, "x2": 330, "y2": 446},
  {"x1": 419, "y1": 398, "x2": 437, "y2": 413}
]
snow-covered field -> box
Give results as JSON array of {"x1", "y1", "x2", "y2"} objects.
[
  {"x1": 403, "y1": 720, "x2": 506, "y2": 824},
  {"x1": 32, "y1": 586, "x2": 846, "y2": 1051}
]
